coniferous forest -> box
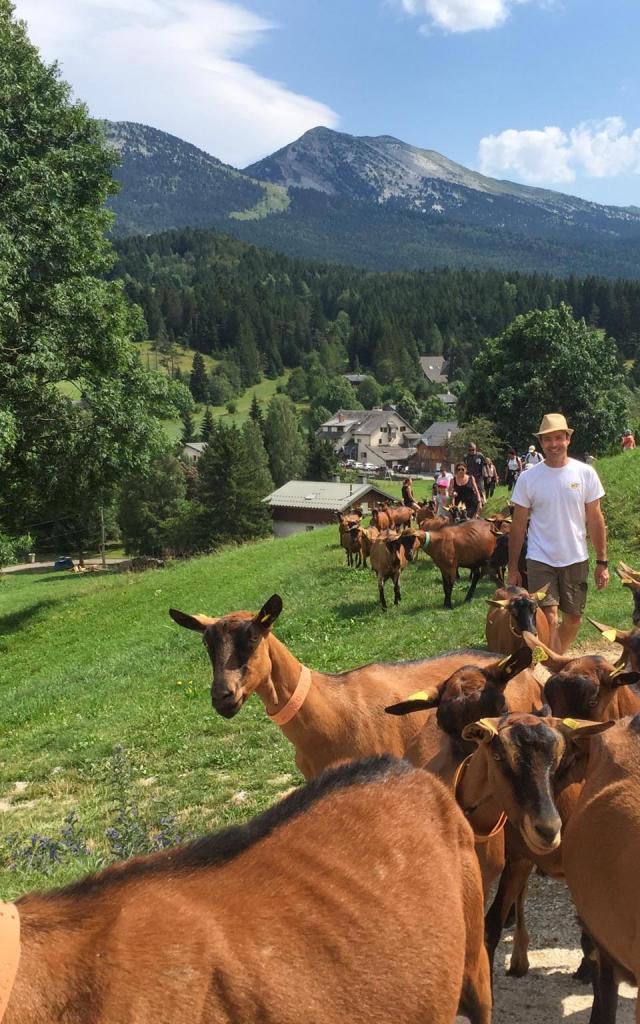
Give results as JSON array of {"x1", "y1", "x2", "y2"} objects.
[{"x1": 114, "y1": 227, "x2": 640, "y2": 385}]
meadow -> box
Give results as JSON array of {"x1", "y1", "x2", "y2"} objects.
[{"x1": 0, "y1": 450, "x2": 637, "y2": 897}]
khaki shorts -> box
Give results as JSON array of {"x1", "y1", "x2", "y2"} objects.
[{"x1": 526, "y1": 559, "x2": 589, "y2": 617}]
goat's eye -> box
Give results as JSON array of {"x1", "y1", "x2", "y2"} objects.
[
  {"x1": 492, "y1": 752, "x2": 502, "y2": 762},
  {"x1": 588, "y1": 698, "x2": 599, "y2": 708}
]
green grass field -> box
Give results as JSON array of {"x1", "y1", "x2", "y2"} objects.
[
  {"x1": 0, "y1": 451, "x2": 638, "y2": 896},
  {"x1": 162, "y1": 372, "x2": 293, "y2": 441}
]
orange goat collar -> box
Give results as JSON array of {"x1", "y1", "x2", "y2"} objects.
[
  {"x1": 0, "y1": 901, "x2": 20, "y2": 1021},
  {"x1": 452, "y1": 755, "x2": 507, "y2": 844},
  {"x1": 267, "y1": 666, "x2": 312, "y2": 726}
]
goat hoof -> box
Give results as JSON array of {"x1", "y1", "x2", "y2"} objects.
[
  {"x1": 573, "y1": 958, "x2": 592, "y2": 984},
  {"x1": 507, "y1": 956, "x2": 530, "y2": 978}
]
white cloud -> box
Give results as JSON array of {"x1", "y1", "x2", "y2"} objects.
[
  {"x1": 478, "y1": 118, "x2": 640, "y2": 185},
  {"x1": 12, "y1": 0, "x2": 339, "y2": 167},
  {"x1": 479, "y1": 126, "x2": 574, "y2": 184},
  {"x1": 400, "y1": 0, "x2": 531, "y2": 33}
]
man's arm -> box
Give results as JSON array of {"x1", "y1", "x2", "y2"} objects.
[
  {"x1": 507, "y1": 503, "x2": 530, "y2": 586},
  {"x1": 585, "y1": 498, "x2": 609, "y2": 590}
]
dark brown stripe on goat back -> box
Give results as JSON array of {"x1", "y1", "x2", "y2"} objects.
[{"x1": 29, "y1": 757, "x2": 413, "y2": 904}]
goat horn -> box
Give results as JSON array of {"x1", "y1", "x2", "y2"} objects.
[
  {"x1": 521, "y1": 631, "x2": 573, "y2": 669},
  {"x1": 587, "y1": 618, "x2": 621, "y2": 643}
]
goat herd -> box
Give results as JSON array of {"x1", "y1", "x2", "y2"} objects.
[
  {"x1": 4, "y1": 563, "x2": 640, "y2": 1022},
  {"x1": 337, "y1": 500, "x2": 514, "y2": 610}
]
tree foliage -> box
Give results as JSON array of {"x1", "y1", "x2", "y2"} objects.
[
  {"x1": 263, "y1": 395, "x2": 308, "y2": 486},
  {"x1": 459, "y1": 305, "x2": 628, "y2": 455},
  {"x1": 0, "y1": 2, "x2": 189, "y2": 553},
  {"x1": 197, "y1": 420, "x2": 272, "y2": 543}
]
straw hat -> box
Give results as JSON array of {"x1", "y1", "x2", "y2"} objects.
[
  {"x1": 527, "y1": 445, "x2": 536, "y2": 453},
  {"x1": 534, "y1": 413, "x2": 574, "y2": 438}
]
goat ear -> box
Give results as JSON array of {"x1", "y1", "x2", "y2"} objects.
[
  {"x1": 605, "y1": 666, "x2": 640, "y2": 689},
  {"x1": 558, "y1": 718, "x2": 616, "y2": 741},
  {"x1": 254, "y1": 594, "x2": 283, "y2": 631},
  {"x1": 461, "y1": 718, "x2": 499, "y2": 743},
  {"x1": 532, "y1": 583, "x2": 550, "y2": 601},
  {"x1": 487, "y1": 598, "x2": 510, "y2": 608},
  {"x1": 169, "y1": 609, "x2": 216, "y2": 632},
  {"x1": 485, "y1": 646, "x2": 533, "y2": 687},
  {"x1": 385, "y1": 690, "x2": 439, "y2": 715}
]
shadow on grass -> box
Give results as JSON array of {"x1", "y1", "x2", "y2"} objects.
[
  {"x1": 35, "y1": 571, "x2": 115, "y2": 586},
  {"x1": 0, "y1": 600, "x2": 56, "y2": 638},
  {"x1": 334, "y1": 600, "x2": 380, "y2": 619}
]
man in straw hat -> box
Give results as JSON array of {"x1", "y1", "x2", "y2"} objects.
[{"x1": 507, "y1": 412, "x2": 609, "y2": 653}]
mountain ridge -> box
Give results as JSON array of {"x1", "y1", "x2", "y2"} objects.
[{"x1": 103, "y1": 120, "x2": 640, "y2": 278}]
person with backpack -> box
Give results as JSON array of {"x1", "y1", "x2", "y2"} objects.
[
  {"x1": 505, "y1": 449, "x2": 522, "y2": 490},
  {"x1": 523, "y1": 444, "x2": 543, "y2": 470}
]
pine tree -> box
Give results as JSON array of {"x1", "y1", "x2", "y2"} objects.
[
  {"x1": 189, "y1": 351, "x2": 209, "y2": 403},
  {"x1": 197, "y1": 420, "x2": 272, "y2": 543},
  {"x1": 263, "y1": 395, "x2": 308, "y2": 486},
  {"x1": 307, "y1": 436, "x2": 338, "y2": 481},
  {"x1": 181, "y1": 409, "x2": 196, "y2": 444},
  {"x1": 249, "y1": 393, "x2": 265, "y2": 434},
  {"x1": 200, "y1": 406, "x2": 215, "y2": 443}
]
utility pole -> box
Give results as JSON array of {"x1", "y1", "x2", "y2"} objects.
[{"x1": 99, "y1": 505, "x2": 106, "y2": 569}]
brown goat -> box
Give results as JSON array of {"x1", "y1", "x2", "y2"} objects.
[
  {"x1": 616, "y1": 560, "x2": 640, "y2": 626},
  {"x1": 385, "y1": 646, "x2": 542, "y2": 896},
  {"x1": 371, "y1": 502, "x2": 414, "y2": 531},
  {"x1": 369, "y1": 528, "x2": 422, "y2": 610},
  {"x1": 563, "y1": 717, "x2": 640, "y2": 1023},
  {"x1": 421, "y1": 519, "x2": 507, "y2": 608},
  {"x1": 524, "y1": 631, "x2": 640, "y2": 723},
  {"x1": 358, "y1": 524, "x2": 379, "y2": 569},
  {"x1": 4, "y1": 757, "x2": 492, "y2": 1024},
  {"x1": 169, "y1": 595, "x2": 500, "y2": 780},
  {"x1": 485, "y1": 584, "x2": 551, "y2": 655},
  {"x1": 459, "y1": 712, "x2": 613, "y2": 982},
  {"x1": 336, "y1": 512, "x2": 362, "y2": 567}
]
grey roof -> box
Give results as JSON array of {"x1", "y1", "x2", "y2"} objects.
[
  {"x1": 343, "y1": 373, "x2": 368, "y2": 384},
  {"x1": 319, "y1": 408, "x2": 416, "y2": 434},
  {"x1": 419, "y1": 355, "x2": 448, "y2": 384},
  {"x1": 183, "y1": 442, "x2": 207, "y2": 453},
  {"x1": 421, "y1": 421, "x2": 458, "y2": 446},
  {"x1": 366, "y1": 444, "x2": 416, "y2": 462},
  {"x1": 439, "y1": 392, "x2": 457, "y2": 405},
  {"x1": 262, "y1": 480, "x2": 396, "y2": 511}
]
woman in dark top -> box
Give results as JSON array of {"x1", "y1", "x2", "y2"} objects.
[
  {"x1": 449, "y1": 463, "x2": 482, "y2": 518},
  {"x1": 401, "y1": 477, "x2": 419, "y2": 510}
]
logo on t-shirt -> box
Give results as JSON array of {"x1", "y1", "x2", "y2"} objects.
[{"x1": 570, "y1": 482, "x2": 580, "y2": 489}]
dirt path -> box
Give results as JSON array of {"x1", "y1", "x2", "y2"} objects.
[
  {"x1": 491, "y1": 873, "x2": 636, "y2": 1022},
  {"x1": 493, "y1": 637, "x2": 636, "y2": 1022}
]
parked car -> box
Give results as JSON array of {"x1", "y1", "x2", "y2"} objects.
[
  {"x1": 362, "y1": 462, "x2": 377, "y2": 471},
  {"x1": 53, "y1": 556, "x2": 74, "y2": 571}
]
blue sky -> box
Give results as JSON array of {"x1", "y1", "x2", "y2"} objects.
[{"x1": 14, "y1": 0, "x2": 640, "y2": 206}]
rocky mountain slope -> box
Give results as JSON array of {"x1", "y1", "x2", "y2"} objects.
[{"x1": 104, "y1": 121, "x2": 640, "y2": 277}]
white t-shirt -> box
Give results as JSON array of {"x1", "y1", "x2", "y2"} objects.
[{"x1": 511, "y1": 458, "x2": 605, "y2": 567}]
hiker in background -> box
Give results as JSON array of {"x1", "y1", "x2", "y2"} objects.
[
  {"x1": 505, "y1": 449, "x2": 522, "y2": 490},
  {"x1": 523, "y1": 444, "x2": 543, "y2": 470},
  {"x1": 621, "y1": 429, "x2": 636, "y2": 451},
  {"x1": 484, "y1": 458, "x2": 499, "y2": 498},
  {"x1": 401, "y1": 476, "x2": 420, "y2": 511}
]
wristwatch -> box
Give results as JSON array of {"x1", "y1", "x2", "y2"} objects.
[{"x1": 596, "y1": 559, "x2": 609, "y2": 567}]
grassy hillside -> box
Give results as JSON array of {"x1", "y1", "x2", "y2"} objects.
[{"x1": 0, "y1": 453, "x2": 637, "y2": 895}]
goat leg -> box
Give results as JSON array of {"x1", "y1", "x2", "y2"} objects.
[
  {"x1": 465, "y1": 566, "x2": 483, "y2": 603},
  {"x1": 393, "y1": 577, "x2": 401, "y2": 605},
  {"x1": 589, "y1": 943, "x2": 619, "y2": 1024},
  {"x1": 378, "y1": 580, "x2": 387, "y2": 611}
]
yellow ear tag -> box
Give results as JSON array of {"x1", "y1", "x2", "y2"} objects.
[
  {"x1": 260, "y1": 614, "x2": 272, "y2": 624},
  {"x1": 405, "y1": 690, "x2": 432, "y2": 702},
  {"x1": 532, "y1": 647, "x2": 548, "y2": 665},
  {"x1": 496, "y1": 655, "x2": 511, "y2": 669},
  {"x1": 562, "y1": 718, "x2": 579, "y2": 730},
  {"x1": 610, "y1": 664, "x2": 626, "y2": 679},
  {"x1": 477, "y1": 718, "x2": 498, "y2": 735},
  {"x1": 602, "y1": 629, "x2": 617, "y2": 643},
  {"x1": 535, "y1": 590, "x2": 547, "y2": 601}
]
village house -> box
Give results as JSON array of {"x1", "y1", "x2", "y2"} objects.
[
  {"x1": 316, "y1": 408, "x2": 417, "y2": 465},
  {"x1": 407, "y1": 420, "x2": 458, "y2": 475},
  {"x1": 182, "y1": 441, "x2": 207, "y2": 463},
  {"x1": 262, "y1": 480, "x2": 396, "y2": 538},
  {"x1": 419, "y1": 355, "x2": 449, "y2": 386}
]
